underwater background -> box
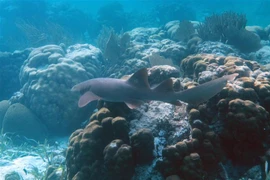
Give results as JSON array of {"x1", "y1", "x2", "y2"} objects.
[
  {"x1": 1, "y1": 0, "x2": 270, "y2": 179},
  {"x1": 1, "y1": 0, "x2": 270, "y2": 52}
]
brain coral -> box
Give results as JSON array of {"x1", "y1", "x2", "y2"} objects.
[
  {"x1": 0, "y1": 100, "x2": 10, "y2": 130},
  {"x1": 18, "y1": 44, "x2": 104, "y2": 134},
  {"x1": 2, "y1": 103, "x2": 48, "y2": 141}
]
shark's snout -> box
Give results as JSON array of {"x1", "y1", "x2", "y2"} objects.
[{"x1": 71, "y1": 85, "x2": 79, "y2": 92}]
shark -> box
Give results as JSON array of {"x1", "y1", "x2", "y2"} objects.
[{"x1": 71, "y1": 68, "x2": 238, "y2": 109}]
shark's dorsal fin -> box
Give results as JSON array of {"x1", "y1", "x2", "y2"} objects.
[
  {"x1": 127, "y1": 68, "x2": 150, "y2": 89},
  {"x1": 153, "y1": 79, "x2": 174, "y2": 93}
]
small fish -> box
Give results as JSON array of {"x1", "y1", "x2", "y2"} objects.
[
  {"x1": 72, "y1": 68, "x2": 238, "y2": 109},
  {"x1": 23, "y1": 168, "x2": 28, "y2": 175}
]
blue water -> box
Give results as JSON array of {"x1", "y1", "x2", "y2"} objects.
[
  {"x1": 1, "y1": 1, "x2": 270, "y2": 179},
  {"x1": 0, "y1": 0, "x2": 269, "y2": 51}
]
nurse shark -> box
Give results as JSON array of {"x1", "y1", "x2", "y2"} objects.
[{"x1": 72, "y1": 68, "x2": 238, "y2": 109}]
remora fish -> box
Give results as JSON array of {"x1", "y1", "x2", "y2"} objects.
[{"x1": 71, "y1": 68, "x2": 238, "y2": 109}]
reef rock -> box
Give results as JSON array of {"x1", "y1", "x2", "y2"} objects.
[
  {"x1": 130, "y1": 101, "x2": 190, "y2": 158},
  {"x1": 195, "y1": 41, "x2": 244, "y2": 58},
  {"x1": 249, "y1": 45, "x2": 270, "y2": 65},
  {"x1": 127, "y1": 27, "x2": 187, "y2": 64}
]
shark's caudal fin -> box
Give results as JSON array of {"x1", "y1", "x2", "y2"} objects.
[
  {"x1": 127, "y1": 68, "x2": 150, "y2": 89},
  {"x1": 177, "y1": 73, "x2": 238, "y2": 105}
]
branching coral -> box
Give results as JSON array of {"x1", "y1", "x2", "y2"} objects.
[
  {"x1": 197, "y1": 12, "x2": 247, "y2": 42},
  {"x1": 197, "y1": 11, "x2": 261, "y2": 52}
]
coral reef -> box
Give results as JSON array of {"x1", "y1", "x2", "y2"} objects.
[
  {"x1": 66, "y1": 104, "x2": 155, "y2": 180},
  {"x1": 218, "y1": 99, "x2": 269, "y2": 164},
  {"x1": 164, "y1": 20, "x2": 195, "y2": 42},
  {"x1": 180, "y1": 54, "x2": 259, "y2": 81},
  {"x1": 197, "y1": 12, "x2": 261, "y2": 53},
  {"x1": 246, "y1": 25, "x2": 268, "y2": 40},
  {"x1": 179, "y1": 53, "x2": 270, "y2": 168},
  {"x1": 126, "y1": 27, "x2": 186, "y2": 64},
  {"x1": 130, "y1": 128, "x2": 154, "y2": 164},
  {"x1": 65, "y1": 59, "x2": 270, "y2": 179},
  {"x1": 103, "y1": 139, "x2": 134, "y2": 180},
  {"x1": 66, "y1": 120, "x2": 105, "y2": 179},
  {"x1": 250, "y1": 46, "x2": 270, "y2": 65},
  {"x1": 142, "y1": 29, "x2": 186, "y2": 63},
  {"x1": 156, "y1": 119, "x2": 223, "y2": 179},
  {"x1": 195, "y1": 41, "x2": 243, "y2": 57},
  {"x1": 2, "y1": 2, "x2": 270, "y2": 179},
  {"x1": 17, "y1": 44, "x2": 104, "y2": 134},
  {"x1": 102, "y1": 27, "x2": 188, "y2": 78},
  {"x1": 103, "y1": 31, "x2": 131, "y2": 65},
  {"x1": 197, "y1": 12, "x2": 246, "y2": 42}
]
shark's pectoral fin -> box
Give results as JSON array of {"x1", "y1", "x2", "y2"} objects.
[
  {"x1": 78, "y1": 91, "x2": 100, "y2": 107},
  {"x1": 124, "y1": 99, "x2": 145, "y2": 109},
  {"x1": 167, "y1": 100, "x2": 182, "y2": 106}
]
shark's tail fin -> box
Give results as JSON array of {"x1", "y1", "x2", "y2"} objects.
[{"x1": 177, "y1": 73, "x2": 238, "y2": 105}]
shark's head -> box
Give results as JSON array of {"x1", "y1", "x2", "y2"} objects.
[
  {"x1": 71, "y1": 80, "x2": 93, "y2": 93},
  {"x1": 71, "y1": 85, "x2": 80, "y2": 92},
  {"x1": 71, "y1": 79, "x2": 101, "y2": 107}
]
